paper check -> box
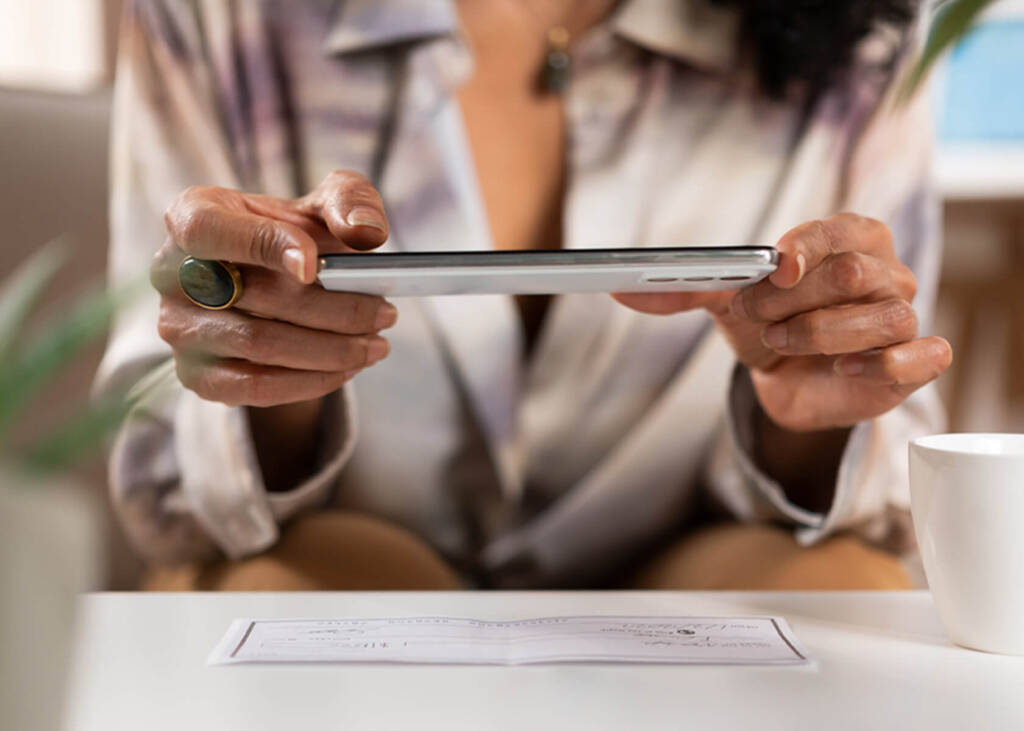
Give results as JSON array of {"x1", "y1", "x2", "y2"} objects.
[{"x1": 209, "y1": 615, "x2": 810, "y2": 666}]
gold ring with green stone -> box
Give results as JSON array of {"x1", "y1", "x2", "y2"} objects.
[{"x1": 177, "y1": 257, "x2": 243, "y2": 310}]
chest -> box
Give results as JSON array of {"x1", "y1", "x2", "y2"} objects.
[{"x1": 453, "y1": 3, "x2": 571, "y2": 256}]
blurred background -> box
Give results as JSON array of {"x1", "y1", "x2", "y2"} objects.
[
  {"x1": 0, "y1": 1, "x2": 1020, "y2": 726},
  {"x1": 0, "y1": 0, "x2": 1022, "y2": 590}
]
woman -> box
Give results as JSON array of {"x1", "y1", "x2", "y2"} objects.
[{"x1": 97, "y1": 0, "x2": 951, "y2": 590}]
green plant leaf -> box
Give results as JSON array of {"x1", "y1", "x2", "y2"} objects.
[
  {"x1": 0, "y1": 281, "x2": 140, "y2": 446},
  {"x1": 18, "y1": 388, "x2": 135, "y2": 474},
  {"x1": 0, "y1": 238, "x2": 68, "y2": 364},
  {"x1": 898, "y1": 0, "x2": 999, "y2": 103},
  {"x1": 20, "y1": 356, "x2": 180, "y2": 475}
]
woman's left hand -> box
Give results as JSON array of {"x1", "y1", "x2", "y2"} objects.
[{"x1": 615, "y1": 213, "x2": 953, "y2": 432}]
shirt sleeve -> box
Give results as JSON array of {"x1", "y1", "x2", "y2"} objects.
[
  {"x1": 94, "y1": 0, "x2": 356, "y2": 564},
  {"x1": 704, "y1": 33, "x2": 946, "y2": 553}
]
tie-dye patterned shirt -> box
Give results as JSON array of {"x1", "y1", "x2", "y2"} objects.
[{"x1": 97, "y1": 0, "x2": 943, "y2": 586}]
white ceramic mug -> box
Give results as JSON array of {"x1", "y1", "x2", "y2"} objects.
[{"x1": 909, "y1": 433, "x2": 1024, "y2": 655}]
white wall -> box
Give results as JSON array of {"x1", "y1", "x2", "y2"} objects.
[{"x1": 0, "y1": 0, "x2": 106, "y2": 91}]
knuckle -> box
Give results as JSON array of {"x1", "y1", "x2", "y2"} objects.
[
  {"x1": 231, "y1": 320, "x2": 266, "y2": 361},
  {"x1": 181, "y1": 184, "x2": 214, "y2": 203},
  {"x1": 879, "y1": 300, "x2": 917, "y2": 339},
  {"x1": 810, "y1": 219, "x2": 840, "y2": 253},
  {"x1": 166, "y1": 186, "x2": 215, "y2": 236},
  {"x1": 327, "y1": 168, "x2": 362, "y2": 182},
  {"x1": 830, "y1": 253, "x2": 872, "y2": 296},
  {"x1": 156, "y1": 302, "x2": 184, "y2": 345},
  {"x1": 833, "y1": 211, "x2": 868, "y2": 228},
  {"x1": 740, "y1": 286, "x2": 769, "y2": 321},
  {"x1": 172, "y1": 202, "x2": 211, "y2": 246},
  {"x1": 149, "y1": 242, "x2": 179, "y2": 292},
  {"x1": 175, "y1": 354, "x2": 247, "y2": 406},
  {"x1": 354, "y1": 337, "x2": 373, "y2": 368},
  {"x1": 215, "y1": 371, "x2": 246, "y2": 408},
  {"x1": 863, "y1": 216, "x2": 893, "y2": 246},
  {"x1": 797, "y1": 310, "x2": 829, "y2": 349},
  {"x1": 299, "y1": 282, "x2": 330, "y2": 316},
  {"x1": 326, "y1": 168, "x2": 369, "y2": 188},
  {"x1": 348, "y1": 295, "x2": 378, "y2": 330},
  {"x1": 173, "y1": 357, "x2": 194, "y2": 389},
  {"x1": 318, "y1": 371, "x2": 346, "y2": 393},
  {"x1": 174, "y1": 356, "x2": 210, "y2": 398},
  {"x1": 248, "y1": 219, "x2": 282, "y2": 265},
  {"x1": 239, "y1": 374, "x2": 261, "y2": 406},
  {"x1": 896, "y1": 265, "x2": 918, "y2": 301},
  {"x1": 156, "y1": 315, "x2": 175, "y2": 347},
  {"x1": 327, "y1": 169, "x2": 381, "y2": 206},
  {"x1": 244, "y1": 267, "x2": 286, "y2": 307},
  {"x1": 196, "y1": 369, "x2": 224, "y2": 403},
  {"x1": 240, "y1": 373, "x2": 275, "y2": 408},
  {"x1": 829, "y1": 212, "x2": 860, "y2": 230},
  {"x1": 877, "y1": 348, "x2": 905, "y2": 381},
  {"x1": 833, "y1": 212, "x2": 893, "y2": 248},
  {"x1": 163, "y1": 191, "x2": 188, "y2": 235}
]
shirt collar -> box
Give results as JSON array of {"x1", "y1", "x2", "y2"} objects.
[
  {"x1": 322, "y1": 0, "x2": 458, "y2": 55},
  {"x1": 323, "y1": 0, "x2": 738, "y2": 72},
  {"x1": 611, "y1": 0, "x2": 738, "y2": 72}
]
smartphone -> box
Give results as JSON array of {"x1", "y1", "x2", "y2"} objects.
[{"x1": 317, "y1": 246, "x2": 778, "y2": 296}]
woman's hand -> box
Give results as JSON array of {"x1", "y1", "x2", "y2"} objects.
[
  {"x1": 615, "y1": 213, "x2": 953, "y2": 433},
  {"x1": 151, "y1": 170, "x2": 396, "y2": 408}
]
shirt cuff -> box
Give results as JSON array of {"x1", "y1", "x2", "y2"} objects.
[
  {"x1": 710, "y1": 365, "x2": 939, "y2": 549},
  {"x1": 265, "y1": 384, "x2": 357, "y2": 519},
  {"x1": 175, "y1": 383, "x2": 357, "y2": 560},
  {"x1": 719, "y1": 365, "x2": 832, "y2": 530}
]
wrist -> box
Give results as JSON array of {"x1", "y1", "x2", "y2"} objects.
[
  {"x1": 752, "y1": 404, "x2": 850, "y2": 514},
  {"x1": 248, "y1": 397, "x2": 327, "y2": 492}
]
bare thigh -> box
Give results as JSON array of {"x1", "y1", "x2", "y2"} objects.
[
  {"x1": 631, "y1": 523, "x2": 912, "y2": 590},
  {"x1": 144, "y1": 511, "x2": 462, "y2": 591}
]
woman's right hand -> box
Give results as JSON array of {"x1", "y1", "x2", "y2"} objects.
[{"x1": 151, "y1": 170, "x2": 396, "y2": 408}]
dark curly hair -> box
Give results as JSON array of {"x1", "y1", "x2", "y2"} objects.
[{"x1": 715, "y1": 0, "x2": 918, "y2": 98}]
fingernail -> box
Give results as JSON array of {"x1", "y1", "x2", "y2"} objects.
[
  {"x1": 367, "y1": 337, "x2": 389, "y2": 363},
  {"x1": 795, "y1": 253, "x2": 807, "y2": 282},
  {"x1": 836, "y1": 357, "x2": 865, "y2": 377},
  {"x1": 346, "y1": 206, "x2": 386, "y2": 232},
  {"x1": 374, "y1": 302, "x2": 398, "y2": 330},
  {"x1": 762, "y1": 323, "x2": 788, "y2": 350},
  {"x1": 282, "y1": 248, "x2": 307, "y2": 282},
  {"x1": 730, "y1": 293, "x2": 748, "y2": 319}
]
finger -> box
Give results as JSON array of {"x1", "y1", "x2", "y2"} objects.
[
  {"x1": 150, "y1": 238, "x2": 188, "y2": 297},
  {"x1": 733, "y1": 251, "x2": 915, "y2": 323},
  {"x1": 611, "y1": 291, "x2": 733, "y2": 316},
  {"x1": 770, "y1": 213, "x2": 894, "y2": 290},
  {"x1": 158, "y1": 301, "x2": 390, "y2": 373},
  {"x1": 761, "y1": 299, "x2": 917, "y2": 356},
  {"x1": 233, "y1": 266, "x2": 398, "y2": 334},
  {"x1": 165, "y1": 188, "x2": 319, "y2": 283},
  {"x1": 708, "y1": 307, "x2": 784, "y2": 372},
  {"x1": 294, "y1": 170, "x2": 389, "y2": 252},
  {"x1": 833, "y1": 337, "x2": 953, "y2": 388},
  {"x1": 235, "y1": 194, "x2": 350, "y2": 254},
  {"x1": 176, "y1": 357, "x2": 356, "y2": 408}
]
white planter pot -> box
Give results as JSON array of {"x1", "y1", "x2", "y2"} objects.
[{"x1": 0, "y1": 468, "x2": 103, "y2": 731}]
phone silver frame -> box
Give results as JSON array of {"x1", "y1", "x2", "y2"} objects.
[{"x1": 317, "y1": 246, "x2": 778, "y2": 296}]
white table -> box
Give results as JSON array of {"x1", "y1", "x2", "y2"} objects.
[{"x1": 64, "y1": 591, "x2": 1024, "y2": 730}]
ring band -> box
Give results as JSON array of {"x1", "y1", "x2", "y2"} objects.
[{"x1": 178, "y1": 257, "x2": 243, "y2": 310}]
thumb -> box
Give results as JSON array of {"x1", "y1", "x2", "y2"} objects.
[{"x1": 612, "y1": 290, "x2": 733, "y2": 316}]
